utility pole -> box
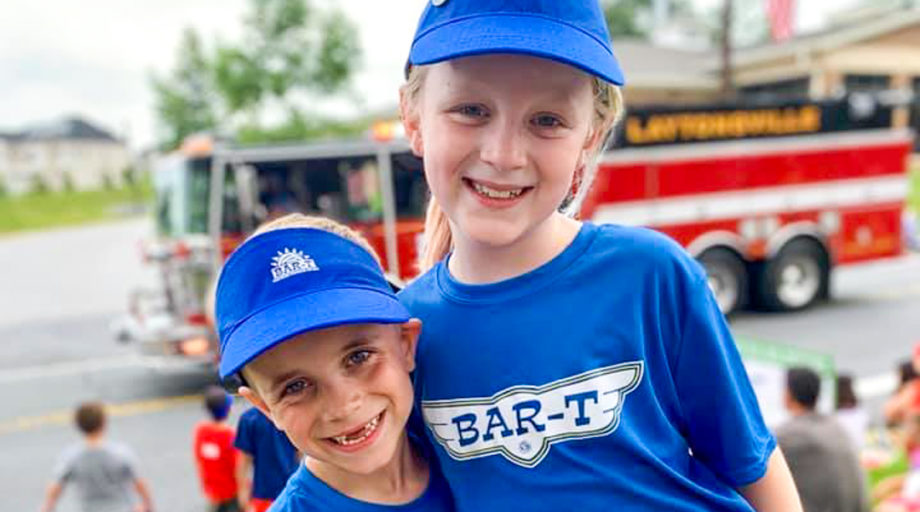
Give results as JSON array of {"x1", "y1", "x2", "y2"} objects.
[{"x1": 720, "y1": 0, "x2": 735, "y2": 99}]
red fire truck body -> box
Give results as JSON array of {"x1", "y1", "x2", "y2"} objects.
[
  {"x1": 582, "y1": 129, "x2": 913, "y2": 312},
  {"x1": 119, "y1": 96, "x2": 914, "y2": 360}
]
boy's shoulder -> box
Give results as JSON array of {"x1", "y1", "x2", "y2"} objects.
[
  {"x1": 398, "y1": 263, "x2": 441, "y2": 306},
  {"x1": 271, "y1": 463, "x2": 454, "y2": 512}
]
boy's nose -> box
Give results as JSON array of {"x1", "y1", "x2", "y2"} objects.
[
  {"x1": 321, "y1": 385, "x2": 362, "y2": 423},
  {"x1": 480, "y1": 120, "x2": 527, "y2": 172}
]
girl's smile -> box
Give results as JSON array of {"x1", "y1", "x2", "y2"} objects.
[{"x1": 403, "y1": 54, "x2": 602, "y2": 282}]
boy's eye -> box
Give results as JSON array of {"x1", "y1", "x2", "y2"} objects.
[
  {"x1": 281, "y1": 379, "x2": 311, "y2": 398},
  {"x1": 346, "y1": 349, "x2": 373, "y2": 367},
  {"x1": 532, "y1": 113, "x2": 564, "y2": 128}
]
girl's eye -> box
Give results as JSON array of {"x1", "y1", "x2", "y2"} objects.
[
  {"x1": 346, "y1": 349, "x2": 373, "y2": 367},
  {"x1": 454, "y1": 104, "x2": 489, "y2": 119},
  {"x1": 532, "y1": 114, "x2": 564, "y2": 128}
]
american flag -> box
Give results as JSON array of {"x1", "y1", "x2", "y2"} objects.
[{"x1": 766, "y1": 0, "x2": 795, "y2": 42}]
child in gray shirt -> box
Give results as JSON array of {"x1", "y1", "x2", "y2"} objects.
[{"x1": 41, "y1": 402, "x2": 153, "y2": 512}]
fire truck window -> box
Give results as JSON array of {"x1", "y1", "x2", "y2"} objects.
[
  {"x1": 187, "y1": 158, "x2": 211, "y2": 234},
  {"x1": 152, "y1": 158, "x2": 179, "y2": 237},
  {"x1": 342, "y1": 159, "x2": 383, "y2": 223},
  {"x1": 392, "y1": 152, "x2": 426, "y2": 218},
  {"x1": 844, "y1": 74, "x2": 891, "y2": 94},
  {"x1": 221, "y1": 169, "x2": 242, "y2": 234}
]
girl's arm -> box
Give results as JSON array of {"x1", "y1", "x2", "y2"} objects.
[{"x1": 738, "y1": 448, "x2": 802, "y2": 512}]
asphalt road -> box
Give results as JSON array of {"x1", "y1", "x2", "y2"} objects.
[{"x1": 0, "y1": 218, "x2": 917, "y2": 511}]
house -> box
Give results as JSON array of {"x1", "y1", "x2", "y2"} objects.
[
  {"x1": 615, "y1": 5, "x2": 920, "y2": 145},
  {"x1": 0, "y1": 117, "x2": 131, "y2": 194}
]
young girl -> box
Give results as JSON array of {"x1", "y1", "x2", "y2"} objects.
[{"x1": 397, "y1": 1, "x2": 801, "y2": 510}]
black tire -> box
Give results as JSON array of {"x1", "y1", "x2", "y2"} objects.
[
  {"x1": 698, "y1": 248, "x2": 748, "y2": 316},
  {"x1": 755, "y1": 238, "x2": 829, "y2": 312}
]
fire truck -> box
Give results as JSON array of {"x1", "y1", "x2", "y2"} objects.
[
  {"x1": 115, "y1": 131, "x2": 426, "y2": 360},
  {"x1": 584, "y1": 94, "x2": 914, "y2": 314},
  {"x1": 117, "y1": 94, "x2": 914, "y2": 361}
]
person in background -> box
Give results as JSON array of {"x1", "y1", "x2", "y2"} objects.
[
  {"x1": 876, "y1": 413, "x2": 920, "y2": 512},
  {"x1": 194, "y1": 386, "x2": 239, "y2": 512},
  {"x1": 40, "y1": 401, "x2": 154, "y2": 512},
  {"x1": 234, "y1": 407, "x2": 300, "y2": 512},
  {"x1": 886, "y1": 346, "x2": 920, "y2": 427},
  {"x1": 777, "y1": 367, "x2": 868, "y2": 512},
  {"x1": 835, "y1": 374, "x2": 869, "y2": 452}
]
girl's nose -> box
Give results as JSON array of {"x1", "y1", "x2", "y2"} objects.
[{"x1": 480, "y1": 119, "x2": 527, "y2": 172}]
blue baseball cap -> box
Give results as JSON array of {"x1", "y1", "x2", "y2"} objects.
[
  {"x1": 407, "y1": 0, "x2": 625, "y2": 86},
  {"x1": 215, "y1": 228, "x2": 410, "y2": 380}
]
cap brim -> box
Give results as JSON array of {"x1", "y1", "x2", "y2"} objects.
[
  {"x1": 409, "y1": 14, "x2": 625, "y2": 86},
  {"x1": 219, "y1": 288, "x2": 410, "y2": 379}
]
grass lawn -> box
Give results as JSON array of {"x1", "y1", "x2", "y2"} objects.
[
  {"x1": 910, "y1": 160, "x2": 920, "y2": 211},
  {"x1": 0, "y1": 183, "x2": 152, "y2": 234}
]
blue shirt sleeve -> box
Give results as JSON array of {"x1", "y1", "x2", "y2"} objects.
[
  {"x1": 672, "y1": 273, "x2": 776, "y2": 487},
  {"x1": 234, "y1": 410, "x2": 256, "y2": 455}
]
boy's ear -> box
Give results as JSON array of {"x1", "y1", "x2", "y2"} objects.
[
  {"x1": 399, "y1": 89, "x2": 424, "y2": 157},
  {"x1": 399, "y1": 318, "x2": 422, "y2": 372},
  {"x1": 238, "y1": 386, "x2": 277, "y2": 427}
]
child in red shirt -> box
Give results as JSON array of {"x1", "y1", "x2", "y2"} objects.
[{"x1": 194, "y1": 386, "x2": 240, "y2": 512}]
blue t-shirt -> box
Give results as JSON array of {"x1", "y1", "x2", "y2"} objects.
[
  {"x1": 270, "y1": 461, "x2": 454, "y2": 511},
  {"x1": 235, "y1": 407, "x2": 300, "y2": 500},
  {"x1": 398, "y1": 222, "x2": 775, "y2": 511}
]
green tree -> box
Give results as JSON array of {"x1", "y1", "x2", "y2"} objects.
[
  {"x1": 151, "y1": 28, "x2": 218, "y2": 150},
  {"x1": 604, "y1": 0, "x2": 699, "y2": 40},
  {"x1": 604, "y1": 0, "x2": 653, "y2": 38},
  {"x1": 213, "y1": 0, "x2": 361, "y2": 124},
  {"x1": 62, "y1": 172, "x2": 75, "y2": 192},
  {"x1": 29, "y1": 174, "x2": 50, "y2": 195}
]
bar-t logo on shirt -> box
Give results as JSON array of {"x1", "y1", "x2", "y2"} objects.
[{"x1": 422, "y1": 362, "x2": 644, "y2": 468}]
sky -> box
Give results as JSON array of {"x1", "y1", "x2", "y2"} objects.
[{"x1": 0, "y1": 0, "x2": 860, "y2": 151}]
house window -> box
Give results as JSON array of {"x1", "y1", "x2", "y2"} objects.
[
  {"x1": 843, "y1": 74, "x2": 891, "y2": 93},
  {"x1": 739, "y1": 77, "x2": 810, "y2": 103},
  {"x1": 911, "y1": 77, "x2": 920, "y2": 150}
]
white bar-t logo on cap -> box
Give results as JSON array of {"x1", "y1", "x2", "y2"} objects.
[{"x1": 271, "y1": 248, "x2": 319, "y2": 283}]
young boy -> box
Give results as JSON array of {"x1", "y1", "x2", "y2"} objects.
[
  {"x1": 234, "y1": 406, "x2": 299, "y2": 512},
  {"x1": 214, "y1": 214, "x2": 453, "y2": 511},
  {"x1": 40, "y1": 401, "x2": 154, "y2": 512},
  {"x1": 193, "y1": 386, "x2": 240, "y2": 512}
]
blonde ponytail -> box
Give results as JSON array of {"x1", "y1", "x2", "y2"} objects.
[{"x1": 419, "y1": 196, "x2": 453, "y2": 272}]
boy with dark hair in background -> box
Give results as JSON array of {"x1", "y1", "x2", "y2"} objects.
[
  {"x1": 194, "y1": 386, "x2": 240, "y2": 512},
  {"x1": 41, "y1": 401, "x2": 154, "y2": 512},
  {"x1": 234, "y1": 406, "x2": 299, "y2": 512},
  {"x1": 777, "y1": 367, "x2": 868, "y2": 512}
]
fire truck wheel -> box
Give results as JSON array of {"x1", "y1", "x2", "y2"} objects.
[
  {"x1": 758, "y1": 238, "x2": 829, "y2": 312},
  {"x1": 698, "y1": 248, "x2": 748, "y2": 316}
]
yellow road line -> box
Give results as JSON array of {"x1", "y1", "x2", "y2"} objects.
[{"x1": 0, "y1": 394, "x2": 202, "y2": 436}]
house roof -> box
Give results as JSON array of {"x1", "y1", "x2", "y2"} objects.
[
  {"x1": 23, "y1": 117, "x2": 119, "y2": 142},
  {"x1": 731, "y1": 6, "x2": 920, "y2": 67},
  {"x1": 613, "y1": 6, "x2": 920, "y2": 90},
  {"x1": 613, "y1": 39, "x2": 717, "y2": 89}
]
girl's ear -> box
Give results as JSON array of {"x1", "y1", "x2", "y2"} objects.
[
  {"x1": 399, "y1": 89, "x2": 424, "y2": 157},
  {"x1": 399, "y1": 318, "x2": 422, "y2": 372},
  {"x1": 575, "y1": 125, "x2": 605, "y2": 173}
]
